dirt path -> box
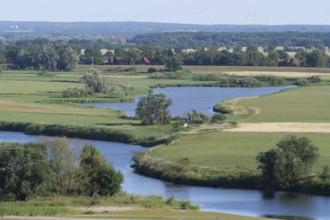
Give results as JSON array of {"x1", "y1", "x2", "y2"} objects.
[
  {"x1": 0, "y1": 217, "x2": 108, "y2": 220},
  {"x1": 0, "y1": 206, "x2": 141, "y2": 220},
  {"x1": 225, "y1": 122, "x2": 330, "y2": 133}
]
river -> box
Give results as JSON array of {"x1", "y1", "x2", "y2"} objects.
[
  {"x1": 81, "y1": 86, "x2": 296, "y2": 116},
  {"x1": 2, "y1": 86, "x2": 330, "y2": 220}
]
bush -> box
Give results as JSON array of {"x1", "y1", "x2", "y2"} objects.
[
  {"x1": 79, "y1": 145, "x2": 123, "y2": 196},
  {"x1": 62, "y1": 87, "x2": 92, "y2": 98},
  {"x1": 147, "y1": 67, "x2": 157, "y2": 73},
  {"x1": 307, "y1": 75, "x2": 322, "y2": 83},
  {"x1": 213, "y1": 105, "x2": 233, "y2": 114},
  {"x1": 295, "y1": 78, "x2": 309, "y2": 86},
  {"x1": 184, "y1": 109, "x2": 209, "y2": 124},
  {"x1": 210, "y1": 113, "x2": 226, "y2": 124}
]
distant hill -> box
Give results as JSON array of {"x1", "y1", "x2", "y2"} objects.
[{"x1": 2, "y1": 21, "x2": 330, "y2": 38}]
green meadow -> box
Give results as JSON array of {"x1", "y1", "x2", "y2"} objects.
[
  {"x1": 149, "y1": 132, "x2": 330, "y2": 172},
  {"x1": 239, "y1": 85, "x2": 330, "y2": 122}
]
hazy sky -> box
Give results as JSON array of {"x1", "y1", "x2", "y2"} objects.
[{"x1": 2, "y1": 0, "x2": 330, "y2": 25}]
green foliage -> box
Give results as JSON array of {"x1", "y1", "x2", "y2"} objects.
[
  {"x1": 79, "y1": 145, "x2": 123, "y2": 196},
  {"x1": 295, "y1": 78, "x2": 309, "y2": 86},
  {"x1": 0, "y1": 138, "x2": 124, "y2": 201},
  {"x1": 0, "y1": 202, "x2": 77, "y2": 216},
  {"x1": 135, "y1": 91, "x2": 173, "y2": 126},
  {"x1": 210, "y1": 113, "x2": 226, "y2": 124},
  {"x1": 62, "y1": 87, "x2": 92, "y2": 98},
  {"x1": 257, "y1": 135, "x2": 319, "y2": 189},
  {"x1": 0, "y1": 142, "x2": 50, "y2": 201},
  {"x1": 320, "y1": 165, "x2": 330, "y2": 182},
  {"x1": 134, "y1": 154, "x2": 259, "y2": 188},
  {"x1": 307, "y1": 75, "x2": 322, "y2": 83},
  {"x1": 5, "y1": 43, "x2": 79, "y2": 71},
  {"x1": 81, "y1": 68, "x2": 114, "y2": 93},
  {"x1": 147, "y1": 67, "x2": 158, "y2": 73},
  {"x1": 184, "y1": 109, "x2": 209, "y2": 124},
  {"x1": 43, "y1": 138, "x2": 80, "y2": 195}
]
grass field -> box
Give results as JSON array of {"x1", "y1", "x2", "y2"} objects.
[
  {"x1": 149, "y1": 132, "x2": 330, "y2": 172},
  {"x1": 0, "y1": 195, "x2": 269, "y2": 220},
  {"x1": 237, "y1": 85, "x2": 330, "y2": 122}
]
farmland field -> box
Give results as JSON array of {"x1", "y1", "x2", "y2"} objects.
[{"x1": 148, "y1": 132, "x2": 330, "y2": 172}]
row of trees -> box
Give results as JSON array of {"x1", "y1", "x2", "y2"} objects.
[
  {"x1": 130, "y1": 32, "x2": 330, "y2": 49},
  {"x1": 1, "y1": 37, "x2": 329, "y2": 69},
  {"x1": 0, "y1": 138, "x2": 123, "y2": 201},
  {"x1": 2, "y1": 43, "x2": 79, "y2": 71}
]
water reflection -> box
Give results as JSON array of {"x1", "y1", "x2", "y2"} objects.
[
  {"x1": 81, "y1": 86, "x2": 295, "y2": 117},
  {"x1": 1, "y1": 129, "x2": 330, "y2": 219},
  {"x1": 263, "y1": 215, "x2": 315, "y2": 220}
]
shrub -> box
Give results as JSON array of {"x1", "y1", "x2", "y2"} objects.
[
  {"x1": 210, "y1": 113, "x2": 226, "y2": 124},
  {"x1": 307, "y1": 75, "x2": 322, "y2": 83},
  {"x1": 295, "y1": 78, "x2": 309, "y2": 86},
  {"x1": 147, "y1": 67, "x2": 157, "y2": 73},
  {"x1": 184, "y1": 109, "x2": 210, "y2": 124},
  {"x1": 62, "y1": 87, "x2": 92, "y2": 98}
]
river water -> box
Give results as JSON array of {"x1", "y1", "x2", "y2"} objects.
[
  {"x1": 81, "y1": 86, "x2": 296, "y2": 116},
  {"x1": 2, "y1": 86, "x2": 330, "y2": 220}
]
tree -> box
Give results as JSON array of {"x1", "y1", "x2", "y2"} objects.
[
  {"x1": 54, "y1": 43, "x2": 79, "y2": 71},
  {"x1": 39, "y1": 44, "x2": 59, "y2": 71},
  {"x1": 43, "y1": 138, "x2": 80, "y2": 194},
  {"x1": 0, "y1": 142, "x2": 50, "y2": 201},
  {"x1": 305, "y1": 50, "x2": 328, "y2": 68},
  {"x1": 81, "y1": 68, "x2": 114, "y2": 93},
  {"x1": 79, "y1": 145, "x2": 123, "y2": 196},
  {"x1": 135, "y1": 91, "x2": 173, "y2": 126},
  {"x1": 80, "y1": 47, "x2": 105, "y2": 65},
  {"x1": 163, "y1": 49, "x2": 182, "y2": 72},
  {"x1": 257, "y1": 135, "x2": 319, "y2": 189}
]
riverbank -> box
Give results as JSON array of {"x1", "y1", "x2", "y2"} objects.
[
  {"x1": 133, "y1": 84, "x2": 330, "y2": 196},
  {"x1": 0, "y1": 121, "x2": 177, "y2": 147}
]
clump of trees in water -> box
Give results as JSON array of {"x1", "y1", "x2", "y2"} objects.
[{"x1": 0, "y1": 138, "x2": 123, "y2": 201}]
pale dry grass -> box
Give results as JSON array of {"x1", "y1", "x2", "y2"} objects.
[
  {"x1": 225, "y1": 122, "x2": 330, "y2": 133},
  {"x1": 0, "y1": 100, "x2": 117, "y2": 117},
  {"x1": 224, "y1": 71, "x2": 330, "y2": 77}
]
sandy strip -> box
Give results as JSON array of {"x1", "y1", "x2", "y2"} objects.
[
  {"x1": 0, "y1": 217, "x2": 112, "y2": 220},
  {"x1": 225, "y1": 123, "x2": 330, "y2": 133},
  {"x1": 224, "y1": 71, "x2": 330, "y2": 77}
]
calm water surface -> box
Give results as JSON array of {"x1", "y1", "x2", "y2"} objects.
[
  {"x1": 81, "y1": 86, "x2": 295, "y2": 116},
  {"x1": 1, "y1": 131, "x2": 329, "y2": 220}
]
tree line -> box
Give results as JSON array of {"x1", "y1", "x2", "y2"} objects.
[
  {"x1": 130, "y1": 32, "x2": 330, "y2": 49},
  {"x1": 1, "y1": 38, "x2": 330, "y2": 70}
]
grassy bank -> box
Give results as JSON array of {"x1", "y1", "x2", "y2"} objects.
[
  {"x1": 135, "y1": 131, "x2": 330, "y2": 195},
  {"x1": 0, "y1": 194, "x2": 273, "y2": 220},
  {"x1": 135, "y1": 81, "x2": 330, "y2": 194}
]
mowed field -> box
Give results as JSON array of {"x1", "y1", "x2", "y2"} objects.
[
  {"x1": 150, "y1": 132, "x2": 330, "y2": 172},
  {"x1": 148, "y1": 76, "x2": 330, "y2": 173},
  {"x1": 239, "y1": 85, "x2": 330, "y2": 122}
]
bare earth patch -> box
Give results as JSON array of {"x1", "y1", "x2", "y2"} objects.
[
  {"x1": 225, "y1": 123, "x2": 330, "y2": 133},
  {"x1": 78, "y1": 206, "x2": 142, "y2": 212},
  {"x1": 224, "y1": 71, "x2": 330, "y2": 77}
]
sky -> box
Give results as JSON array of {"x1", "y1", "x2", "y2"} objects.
[{"x1": 1, "y1": 0, "x2": 330, "y2": 25}]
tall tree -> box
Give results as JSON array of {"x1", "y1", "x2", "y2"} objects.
[
  {"x1": 135, "y1": 91, "x2": 173, "y2": 126},
  {"x1": 257, "y1": 135, "x2": 319, "y2": 189},
  {"x1": 79, "y1": 145, "x2": 123, "y2": 196},
  {"x1": 0, "y1": 142, "x2": 50, "y2": 201}
]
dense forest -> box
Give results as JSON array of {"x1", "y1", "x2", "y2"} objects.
[
  {"x1": 129, "y1": 32, "x2": 330, "y2": 49},
  {"x1": 0, "y1": 36, "x2": 329, "y2": 69}
]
